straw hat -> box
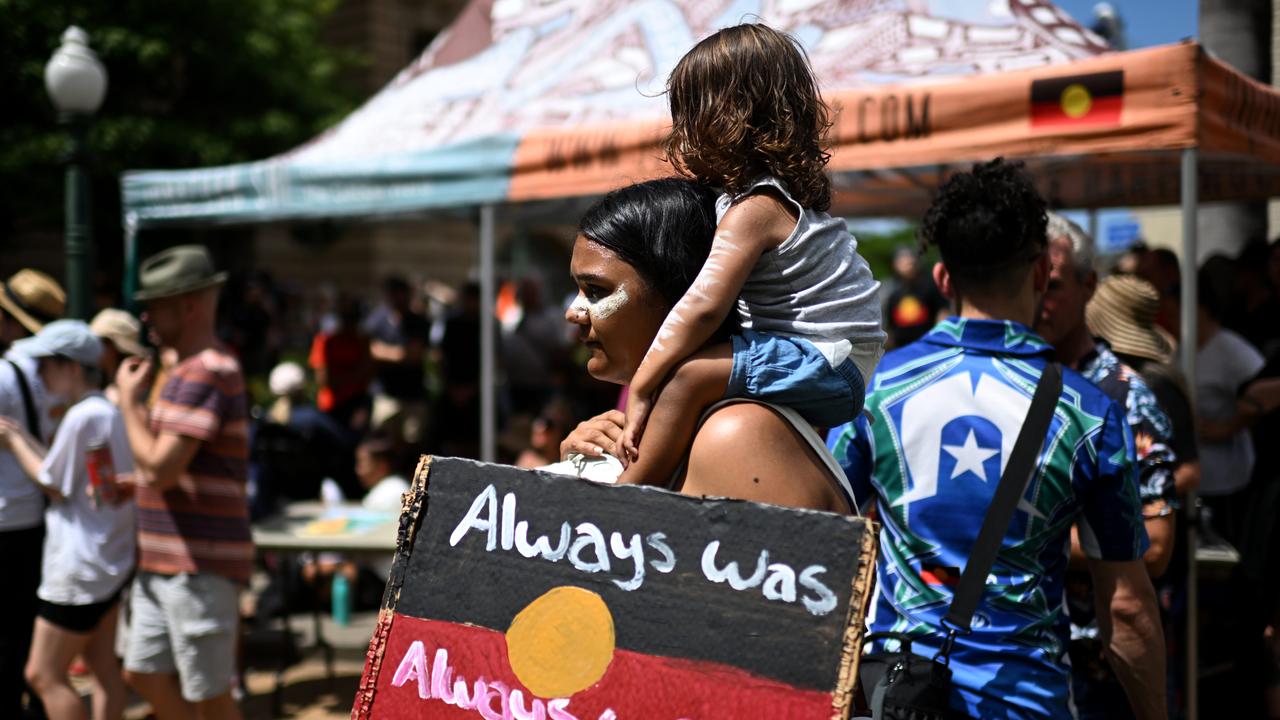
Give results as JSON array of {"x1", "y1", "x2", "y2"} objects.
[
  {"x1": 1086, "y1": 274, "x2": 1173, "y2": 364},
  {"x1": 89, "y1": 308, "x2": 146, "y2": 357},
  {"x1": 134, "y1": 245, "x2": 227, "y2": 301},
  {"x1": 0, "y1": 269, "x2": 66, "y2": 334}
]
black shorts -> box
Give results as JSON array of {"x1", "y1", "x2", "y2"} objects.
[{"x1": 37, "y1": 585, "x2": 123, "y2": 634}]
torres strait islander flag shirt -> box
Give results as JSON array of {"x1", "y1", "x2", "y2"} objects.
[{"x1": 828, "y1": 318, "x2": 1147, "y2": 720}]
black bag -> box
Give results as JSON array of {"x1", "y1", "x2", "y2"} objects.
[{"x1": 858, "y1": 363, "x2": 1063, "y2": 720}]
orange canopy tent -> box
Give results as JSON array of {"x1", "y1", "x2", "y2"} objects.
[
  {"x1": 123, "y1": 0, "x2": 1280, "y2": 470},
  {"x1": 513, "y1": 40, "x2": 1280, "y2": 215}
]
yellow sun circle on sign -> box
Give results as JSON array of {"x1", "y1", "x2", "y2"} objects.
[
  {"x1": 505, "y1": 586, "x2": 616, "y2": 698},
  {"x1": 1060, "y1": 83, "x2": 1093, "y2": 118}
]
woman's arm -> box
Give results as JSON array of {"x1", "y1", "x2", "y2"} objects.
[
  {"x1": 678, "y1": 403, "x2": 849, "y2": 513},
  {"x1": 0, "y1": 417, "x2": 61, "y2": 502}
]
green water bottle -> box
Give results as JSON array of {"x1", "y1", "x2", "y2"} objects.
[{"x1": 331, "y1": 573, "x2": 352, "y2": 627}]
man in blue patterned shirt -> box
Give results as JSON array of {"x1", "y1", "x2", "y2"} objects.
[
  {"x1": 1037, "y1": 213, "x2": 1177, "y2": 719},
  {"x1": 828, "y1": 159, "x2": 1165, "y2": 719}
]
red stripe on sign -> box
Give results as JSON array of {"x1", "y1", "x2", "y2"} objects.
[
  {"x1": 365, "y1": 613, "x2": 835, "y2": 720},
  {"x1": 1030, "y1": 94, "x2": 1123, "y2": 128}
]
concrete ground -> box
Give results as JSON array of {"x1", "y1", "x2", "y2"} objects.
[{"x1": 74, "y1": 608, "x2": 379, "y2": 720}]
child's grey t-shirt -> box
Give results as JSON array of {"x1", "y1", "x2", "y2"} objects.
[{"x1": 716, "y1": 176, "x2": 885, "y2": 374}]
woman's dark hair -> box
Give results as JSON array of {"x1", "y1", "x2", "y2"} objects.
[
  {"x1": 664, "y1": 23, "x2": 832, "y2": 211},
  {"x1": 920, "y1": 158, "x2": 1047, "y2": 295},
  {"x1": 577, "y1": 178, "x2": 720, "y2": 309}
]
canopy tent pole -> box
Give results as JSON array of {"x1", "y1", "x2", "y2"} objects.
[
  {"x1": 479, "y1": 204, "x2": 497, "y2": 463},
  {"x1": 1179, "y1": 146, "x2": 1199, "y2": 720},
  {"x1": 123, "y1": 212, "x2": 138, "y2": 312},
  {"x1": 1087, "y1": 208, "x2": 1099, "y2": 245}
]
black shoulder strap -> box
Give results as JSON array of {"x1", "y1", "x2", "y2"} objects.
[
  {"x1": 4, "y1": 358, "x2": 41, "y2": 439},
  {"x1": 943, "y1": 362, "x2": 1063, "y2": 634}
]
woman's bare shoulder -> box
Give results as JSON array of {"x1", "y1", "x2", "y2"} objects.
[{"x1": 680, "y1": 403, "x2": 843, "y2": 512}]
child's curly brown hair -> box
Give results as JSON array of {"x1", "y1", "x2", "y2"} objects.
[{"x1": 664, "y1": 23, "x2": 833, "y2": 212}]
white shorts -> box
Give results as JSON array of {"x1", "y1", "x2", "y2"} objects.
[{"x1": 123, "y1": 572, "x2": 239, "y2": 702}]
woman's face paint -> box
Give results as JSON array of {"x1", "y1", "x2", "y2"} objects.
[
  {"x1": 569, "y1": 283, "x2": 629, "y2": 321},
  {"x1": 567, "y1": 236, "x2": 670, "y2": 386}
]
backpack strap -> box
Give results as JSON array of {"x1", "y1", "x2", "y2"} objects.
[{"x1": 4, "y1": 358, "x2": 40, "y2": 439}]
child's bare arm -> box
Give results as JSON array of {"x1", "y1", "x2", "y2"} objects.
[
  {"x1": 618, "y1": 346, "x2": 732, "y2": 486},
  {"x1": 628, "y1": 195, "x2": 791, "y2": 400},
  {"x1": 619, "y1": 195, "x2": 791, "y2": 460},
  {"x1": 620, "y1": 194, "x2": 795, "y2": 462}
]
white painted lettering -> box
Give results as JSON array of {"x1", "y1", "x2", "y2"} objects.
[
  {"x1": 799, "y1": 565, "x2": 838, "y2": 616},
  {"x1": 762, "y1": 563, "x2": 798, "y2": 603},
  {"x1": 608, "y1": 532, "x2": 645, "y2": 591},
  {"x1": 514, "y1": 520, "x2": 571, "y2": 561},
  {"x1": 646, "y1": 532, "x2": 676, "y2": 573},
  {"x1": 450, "y1": 484, "x2": 499, "y2": 550},
  {"x1": 501, "y1": 493, "x2": 517, "y2": 551},
  {"x1": 568, "y1": 523, "x2": 611, "y2": 573},
  {"x1": 701, "y1": 540, "x2": 768, "y2": 590}
]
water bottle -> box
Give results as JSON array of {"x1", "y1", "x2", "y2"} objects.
[{"x1": 332, "y1": 573, "x2": 352, "y2": 627}]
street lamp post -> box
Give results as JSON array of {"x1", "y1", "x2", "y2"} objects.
[{"x1": 45, "y1": 26, "x2": 107, "y2": 320}]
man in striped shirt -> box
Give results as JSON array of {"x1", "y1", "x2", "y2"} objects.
[{"x1": 117, "y1": 245, "x2": 250, "y2": 720}]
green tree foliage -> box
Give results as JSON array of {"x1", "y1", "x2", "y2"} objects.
[{"x1": 0, "y1": 0, "x2": 360, "y2": 254}]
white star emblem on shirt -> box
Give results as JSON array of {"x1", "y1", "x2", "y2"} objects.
[{"x1": 942, "y1": 429, "x2": 999, "y2": 482}]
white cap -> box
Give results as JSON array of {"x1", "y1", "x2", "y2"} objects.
[
  {"x1": 21, "y1": 319, "x2": 103, "y2": 366},
  {"x1": 269, "y1": 361, "x2": 307, "y2": 397}
]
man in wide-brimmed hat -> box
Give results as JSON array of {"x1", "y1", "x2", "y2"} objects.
[
  {"x1": 114, "y1": 245, "x2": 249, "y2": 719},
  {"x1": 0, "y1": 268, "x2": 65, "y2": 717},
  {"x1": 1037, "y1": 212, "x2": 1182, "y2": 718}
]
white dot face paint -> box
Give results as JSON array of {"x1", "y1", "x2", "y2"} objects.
[{"x1": 570, "y1": 283, "x2": 630, "y2": 322}]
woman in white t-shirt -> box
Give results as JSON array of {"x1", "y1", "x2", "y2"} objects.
[{"x1": 0, "y1": 320, "x2": 135, "y2": 720}]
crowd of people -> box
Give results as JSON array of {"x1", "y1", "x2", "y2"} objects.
[{"x1": 3, "y1": 19, "x2": 1280, "y2": 720}]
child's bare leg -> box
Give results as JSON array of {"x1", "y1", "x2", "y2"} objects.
[{"x1": 618, "y1": 344, "x2": 731, "y2": 486}]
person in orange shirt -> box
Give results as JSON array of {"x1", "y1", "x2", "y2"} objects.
[{"x1": 308, "y1": 296, "x2": 372, "y2": 432}]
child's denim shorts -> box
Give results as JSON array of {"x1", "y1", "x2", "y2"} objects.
[{"x1": 726, "y1": 330, "x2": 866, "y2": 427}]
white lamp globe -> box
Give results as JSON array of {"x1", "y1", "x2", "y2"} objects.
[{"x1": 44, "y1": 26, "x2": 108, "y2": 116}]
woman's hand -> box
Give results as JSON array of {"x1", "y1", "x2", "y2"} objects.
[{"x1": 560, "y1": 410, "x2": 625, "y2": 460}]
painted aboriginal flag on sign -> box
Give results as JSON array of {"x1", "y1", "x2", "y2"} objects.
[{"x1": 353, "y1": 457, "x2": 877, "y2": 720}]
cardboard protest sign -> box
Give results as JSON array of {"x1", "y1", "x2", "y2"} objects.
[{"x1": 353, "y1": 456, "x2": 877, "y2": 720}]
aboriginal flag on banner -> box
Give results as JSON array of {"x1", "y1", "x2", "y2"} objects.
[
  {"x1": 1030, "y1": 70, "x2": 1124, "y2": 128},
  {"x1": 353, "y1": 457, "x2": 878, "y2": 720}
]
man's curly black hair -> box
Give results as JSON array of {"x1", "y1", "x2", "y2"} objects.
[{"x1": 919, "y1": 158, "x2": 1048, "y2": 295}]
